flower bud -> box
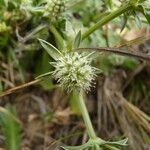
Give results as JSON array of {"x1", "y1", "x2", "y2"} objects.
[{"x1": 44, "y1": 0, "x2": 66, "y2": 21}]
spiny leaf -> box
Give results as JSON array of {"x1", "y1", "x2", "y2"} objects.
[{"x1": 38, "y1": 39, "x2": 62, "y2": 60}]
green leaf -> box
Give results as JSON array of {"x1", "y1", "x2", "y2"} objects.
[
  {"x1": 134, "y1": 11, "x2": 142, "y2": 27},
  {"x1": 104, "y1": 138, "x2": 128, "y2": 146},
  {"x1": 73, "y1": 30, "x2": 81, "y2": 49},
  {"x1": 137, "y1": 5, "x2": 150, "y2": 24},
  {"x1": 143, "y1": 12, "x2": 150, "y2": 24},
  {"x1": 35, "y1": 50, "x2": 54, "y2": 90},
  {"x1": 61, "y1": 142, "x2": 90, "y2": 150},
  {"x1": 38, "y1": 39, "x2": 62, "y2": 60},
  {"x1": 0, "y1": 106, "x2": 21, "y2": 150},
  {"x1": 36, "y1": 72, "x2": 53, "y2": 79},
  {"x1": 0, "y1": 81, "x2": 3, "y2": 93},
  {"x1": 138, "y1": 0, "x2": 147, "y2": 3},
  {"x1": 108, "y1": 0, "x2": 113, "y2": 9},
  {"x1": 120, "y1": 14, "x2": 128, "y2": 32},
  {"x1": 104, "y1": 145, "x2": 120, "y2": 150}
]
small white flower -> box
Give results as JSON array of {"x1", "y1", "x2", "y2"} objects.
[{"x1": 51, "y1": 52, "x2": 98, "y2": 92}]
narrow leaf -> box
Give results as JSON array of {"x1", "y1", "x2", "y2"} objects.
[
  {"x1": 73, "y1": 31, "x2": 81, "y2": 49},
  {"x1": 120, "y1": 14, "x2": 128, "y2": 32},
  {"x1": 35, "y1": 71, "x2": 53, "y2": 79},
  {"x1": 0, "y1": 106, "x2": 21, "y2": 150},
  {"x1": 137, "y1": 5, "x2": 150, "y2": 24},
  {"x1": 61, "y1": 142, "x2": 90, "y2": 150},
  {"x1": 104, "y1": 145, "x2": 120, "y2": 150},
  {"x1": 134, "y1": 11, "x2": 142, "y2": 28},
  {"x1": 104, "y1": 138, "x2": 128, "y2": 146},
  {"x1": 38, "y1": 39, "x2": 62, "y2": 60},
  {"x1": 144, "y1": 12, "x2": 150, "y2": 24}
]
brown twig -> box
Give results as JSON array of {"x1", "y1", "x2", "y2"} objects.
[
  {"x1": 0, "y1": 79, "x2": 42, "y2": 97},
  {"x1": 75, "y1": 47, "x2": 150, "y2": 61}
]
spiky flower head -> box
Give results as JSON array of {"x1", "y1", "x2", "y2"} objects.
[
  {"x1": 51, "y1": 52, "x2": 98, "y2": 92},
  {"x1": 44, "y1": 0, "x2": 66, "y2": 20}
]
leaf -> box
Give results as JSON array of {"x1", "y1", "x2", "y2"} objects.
[
  {"x1": 65, "y1": 20, "x2": 76, "y2": 40},
  {"x1": 137, "y1": 5, "x2": 150, "y2": 24},
  {"x1": 36, "y1": 71, "x2": 53, "y2": 79},
  {"x1": 3, "y1": 0, "x2": 8, "y2": 7},
  {"x1": 38, "y1": 39, "x2": 62, "y2": 60},
  {"x1": 61, "y1": 143, "x2": 90, "y2": 150},
  {"x1": 108, "y1": 0, "x2": 113, "y2": 9},
  {"x1": 104, "y1": 138, "x2": 128, "y2": 146},
  {"x1": 144, "y1": 12, "x2": 150, "y2": 24},
  {"x1": 104, "y1": 145, "x2": 120, "y2": 150},
  {"x1": 134, "y1": 11, "x2": 142, "y2": 28},
  {"x1": 65, "y1": 20, "x2": 83, "y2": 50},
  {"x1": 73, "y1": 30, "x2": 81, "y2": 49},
  {"x1": 120, "y1": 14, "x2": 128, "y2": 32},
  {"x1": 117, "y1": 138, "x2": 128, "y2": 145},
  {"x1": 0, "y1": 106, "x2": 21, "y2": 150},
  {"x1": 0, "y1": 81, "x2": 3, "y2": 93},
  {"x1": 138, "y1": 0, "x2": 147, "y2": 3}
]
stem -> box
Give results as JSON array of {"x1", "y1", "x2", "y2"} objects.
[
  {"x1": 82, "y1": 3, "x2": 133, "y2": 40},
  {"x1": 50, "y1": 25, "x2": 64, "y2": 50},
  {"x1": 74, "y1": 90, "x2": 97, "y2": 139}
]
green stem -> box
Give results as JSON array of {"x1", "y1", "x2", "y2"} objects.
[
  {"x1": 74, "y1": 90, "x2": 97, "y2": 139},
  {"x1": 50, "y1": 25, "x2": 64, "y2": 50},
  {"x1": 82, "y1": 3, "x2": 133, "y2": 40}
]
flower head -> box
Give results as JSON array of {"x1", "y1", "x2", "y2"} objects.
[
  {"x1": 51, "y1": 52, "x2": 98, "y2": 92},
  {"x1": 44, "y1": 0, "x2": 66, "y2": 20}
]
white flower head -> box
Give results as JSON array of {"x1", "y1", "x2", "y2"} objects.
[{"x1": 51, "y1": 52, "x2": 98, "y2": 92}]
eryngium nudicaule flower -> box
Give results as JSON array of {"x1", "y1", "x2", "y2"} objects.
[
  {"x1": 44, "y1": 0, "x2": 65, "y2": 20},
  {"x1": 50, "y1": 52, "x2": 98, "y2": 92}
]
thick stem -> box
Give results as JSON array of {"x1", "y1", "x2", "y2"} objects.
[
  {"x1": 74, "y1": 90, "x2": 97, "y2": 139},
  {"x1": 82, "y1": 3, "x2": 133, "y2": 40}
]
